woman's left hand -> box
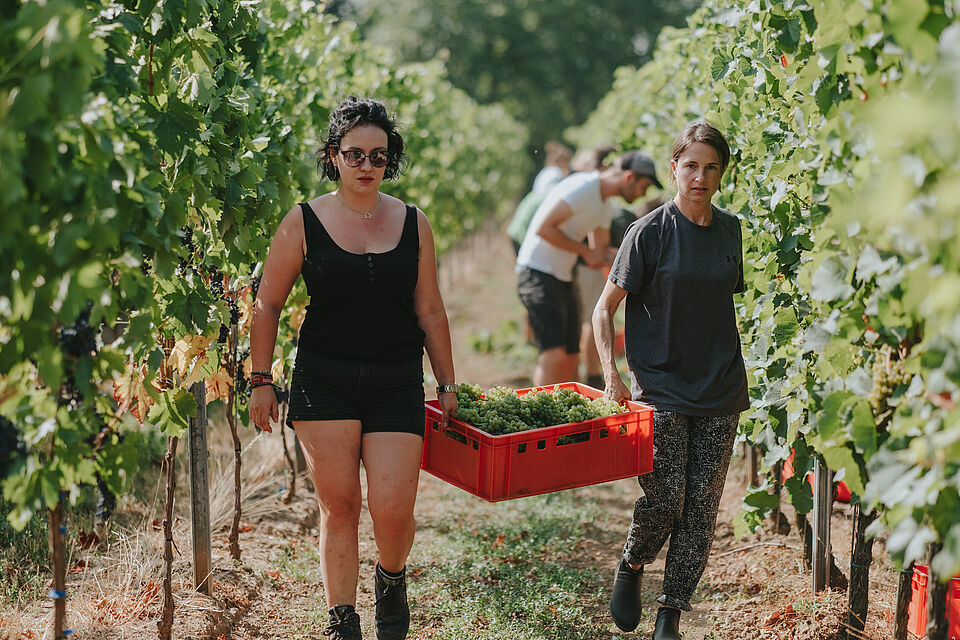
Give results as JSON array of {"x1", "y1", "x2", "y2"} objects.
[{"x1": 438, "y1": 392, "x2": 458, "y2": 428}]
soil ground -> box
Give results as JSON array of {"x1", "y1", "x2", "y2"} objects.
[{"x1": 3, "y1": 229, "x2": 900, "y2": 640}]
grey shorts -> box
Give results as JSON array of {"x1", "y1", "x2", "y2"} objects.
[{"x1": 516, "y1": 266, "x2": 580, "y2": 354}]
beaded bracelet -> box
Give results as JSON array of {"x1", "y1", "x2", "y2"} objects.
[{"x1": 251, "y1": 370, "x2": 273, "y2": 379}]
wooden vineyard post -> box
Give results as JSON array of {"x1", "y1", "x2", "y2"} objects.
[
  {"x1": 746, "y1": 443, "x2": 761, "y2": 488},
  {"x1": 49, "y1": 496, "x2": 67, "y2": 639},
  {"x1": 893, "y1": 561, "x2": 914, "y2": 640},
  {"x1": 812, "y1": 458, "x2": 833, "y2": 592},
  {"x1": 188, "y1": 381, "x2": 211, "y2": 593}
]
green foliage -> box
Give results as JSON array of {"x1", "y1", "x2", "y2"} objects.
[
  {"x1": 454, "y1": 383, "x2": 626, "y2": 436},
  {"x1": 331, "y1": 0, "x2": 700, "y2": 157},
  {"x1": 573, "y1": 0, "x2": 960, "y2": 575},
  {"x1": 0, "y1": 0, "x2": 528, "y2": 533}
]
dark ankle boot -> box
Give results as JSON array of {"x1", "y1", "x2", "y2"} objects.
[
  {"x1": 324, "y1": 604, "x2": 362, "y2": 639},
  {"x1": 652, "y1": 606, "x2": 681, "y2": 640},
  {"x1": 609, "y1": 558, "x2": 643, "y2": 632},
  {"x1": 374, "y1": 564, "x2": 410, "y2": 640}
]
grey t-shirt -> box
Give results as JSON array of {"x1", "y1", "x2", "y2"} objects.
[{"x1": 609, "y1": 201, "x2": 749, "y2": 416}]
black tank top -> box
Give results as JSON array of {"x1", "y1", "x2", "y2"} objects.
[{"x1": 296, "y1": 202, "x2": 425, "y2": 363}]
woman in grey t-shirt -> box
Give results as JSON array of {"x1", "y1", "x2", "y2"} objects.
[{"x1": 593, "y1": 122, "x2": 748, "y2": 640}]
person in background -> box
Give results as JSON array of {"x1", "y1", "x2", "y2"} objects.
[
  {"x1": 593, "y1": 122, "x2": 748, "y2": 640},
  {"x1": 506, "y1": 141, "x2": 574, "y2": 254},
  {"x1": 248, "y1": 97, "x2": 458, "y2": 640},
  {"x1": 569, "y1": 145, "x2": 647, "y2": 389},
  {"x1": 609, "y1": 197, "x2": 665, "y2": 249},
  {"x1": 531, "y1": 140, "x2": 573, "y2": 195},
  {"x1": 515, "y1": 150, "x2": 659, "y2": 386}
]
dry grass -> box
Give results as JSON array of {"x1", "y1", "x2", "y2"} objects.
[{"x1": 0, "y1": 415, "x2": 296, "y2": 640}]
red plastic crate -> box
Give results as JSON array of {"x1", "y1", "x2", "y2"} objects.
[
  {"x1": 907, "y1": 565, "x2": 960, "y2": 639},
  {"x1": 782, "y1": 450, "x2": 852, "y2": 503},
  {"x1": 421, "y1": 382, "x2": 653, "y2": 502}
]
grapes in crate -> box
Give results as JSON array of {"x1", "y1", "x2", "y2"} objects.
[{"x1": 453, "y1": 383, "x2": 625, "y2": 436}]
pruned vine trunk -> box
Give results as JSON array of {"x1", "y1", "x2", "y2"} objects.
[
  {"x1": 845, "y1": 506, "x2": 878, "y2": 639},
  {"x1": 226, "y1": 398, "x2": 242, "y2": 561},
  {"x1": 279, "y1": 415, "x2": 296, "y2": 505},
  {"x1": 926, "y1": 542, "x2": 949, "y2": 640},
  {"x1": 158, "y1": 435, "x2": 178, "y2": 640},
  {"x1": 796, "y1": 511, "x2": 813, "y2": 570},
  {"x1": 893, "y1": 561, "x2": 914, "y2": 640},
  {"x1": 227, "y1": 319, "x2": 242, "y2": 561}
]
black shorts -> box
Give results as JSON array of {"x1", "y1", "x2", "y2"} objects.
[
  {"x1": 516, "y1": 266, "x2": 580, "y2": 354},
  {"x1": 286, "y1": 352, "x2": 425, "y2": 436}
]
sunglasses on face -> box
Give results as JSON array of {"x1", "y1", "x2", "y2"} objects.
[{"x1": 338, "y1": 148, "x2": 389, "y2": 168}]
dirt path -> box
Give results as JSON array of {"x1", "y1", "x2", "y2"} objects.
[{"x1": 16, "y1": 228, "x2": 899, "y2": 640}]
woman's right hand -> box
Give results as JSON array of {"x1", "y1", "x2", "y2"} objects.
[
  {"x1": 249, "y1": 386, "x2": 277, "y2": 433},
  {"x1": 603, "y1": 375, "x2": 631, "y2": 404}
]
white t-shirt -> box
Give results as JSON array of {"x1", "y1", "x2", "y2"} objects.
[
  {"x1": 532, "y1": 165, "x2": 565, "y2": 195},
  {"x1": 516, "y1": 171, "x2": 616, "y2": 282}
]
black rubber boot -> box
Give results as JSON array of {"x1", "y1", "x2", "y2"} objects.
[
  {"x1": 609, "y1": 558, "x2": 643, "y2": 632},
  {"x1": 374, "y1": 564, "x2": 410, "y2": 640},
  {"x1": 324, "y1": 604, "x2": 362, "y2": 639},
  {"x1": 652, "y1": 606, "x2": 681, "y2": 640}
]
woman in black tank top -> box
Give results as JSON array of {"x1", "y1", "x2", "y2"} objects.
[{"x1": 248, "y1": 97, "x2": 458, "y2": 640}]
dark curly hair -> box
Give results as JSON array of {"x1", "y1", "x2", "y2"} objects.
[{"x1": 317, "y1": 97, "x2": 407, "y2": 182}]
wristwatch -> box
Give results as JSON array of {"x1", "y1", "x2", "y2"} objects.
[{"x1": 436, "y1": 384, "x2": 459, "y2": 395}]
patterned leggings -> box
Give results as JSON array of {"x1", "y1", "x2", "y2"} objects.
[{"x1": 622, "y1": 411, "x2": 740, "y2": 611}]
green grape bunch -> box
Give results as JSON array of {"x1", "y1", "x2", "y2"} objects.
[
  {"x1": 451, "y1": 384, "x2": 627, "y2": 436},
  {"x1": 867, "y1": 344, "x2": 912, "y2": 418}
]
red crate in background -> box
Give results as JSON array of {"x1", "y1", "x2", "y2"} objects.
[
  {"x1": 782, "y1": 450, "x2": 852, "y2": 503},
  {"x1": 421, "y1": 382, "x2": 653, "y2": 502},
  {"x1": 907, "y1": 565, "x2": 960, "y2": 639}
]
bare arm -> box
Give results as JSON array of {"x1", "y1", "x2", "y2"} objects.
[
  {"x1": 534, "y1": 200, "x2": 608, "y2": 268},
  {"x1": 586, "y1": 226, "x2": 618, "y2": 265},
  {"x1": 413, "y1": 209, "x2": 457, "y2": 426},
  {"x1": 248, "y1": 206, "x2": 305, "y2": 432},
  {"x1": 592, "y1": 279, "x2": 630, "y2": 402}
]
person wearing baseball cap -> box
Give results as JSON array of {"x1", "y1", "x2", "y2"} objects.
[
  {"x1": 618, "y1": 150, "x2": 664, "y2": 190},
  {"x1": 515, "y1": 148, "x2": 660, "y2": 386}
]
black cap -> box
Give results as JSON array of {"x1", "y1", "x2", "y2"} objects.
[{"x1": 618, "y1": 150, "x2": 663, "y2": 189}]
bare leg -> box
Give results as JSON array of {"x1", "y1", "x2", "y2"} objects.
[
  {"x1": 293, "y1": 419, "x2": 363, "y2": 608},
  {"x1": 362, "y1": 431, "x2": 424, "y2": 572},
  {"x1": 579, "y1": 320, "x2": 602, "y2": 382},
  {"x1": 534, "y1": 346, "x2": 579, "y2": 386}
]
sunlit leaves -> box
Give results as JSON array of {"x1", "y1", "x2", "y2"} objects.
[{"x1": 570, "y1": 0, "x2": 960, "y2": 569}]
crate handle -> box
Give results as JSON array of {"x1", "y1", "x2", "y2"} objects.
[
  {"x1": 517, "y1": 443, "x2": 527, "y2": 454},
  {"x1": 557, "y1": 431, "x2": 591, "y2": 446},
  {"x1": 443, "y1": 428, "x2": 468, "y2": 446}
]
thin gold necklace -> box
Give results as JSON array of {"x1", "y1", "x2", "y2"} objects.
[{"x1": 336, "y1": 191, "x2": 382, "y2": 219}]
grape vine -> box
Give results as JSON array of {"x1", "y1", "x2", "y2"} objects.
[
  {"x1": 570, "y1": 0, "x2": 960, "y2": 577},
  {"x1": 0, "y1": 0, "x2": 528, "y2": 541}
]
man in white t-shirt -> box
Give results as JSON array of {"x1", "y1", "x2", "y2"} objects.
[{"x1": 516, "y1": 151, "x2": 661, "y2": 385}]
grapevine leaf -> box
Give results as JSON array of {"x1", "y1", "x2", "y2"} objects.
[
  {"x1": 810, "y1": 257, "x2": 854, "y2": 302},
  {"x1": 820, "y1": 445, "x2": 864, "y2": 496},
  {"x1": 849, "y1": 398, "x2": 877, "y2": 457},
  {"x1": 147, "y1": 388, "x2": 196, "y2": 436}
]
